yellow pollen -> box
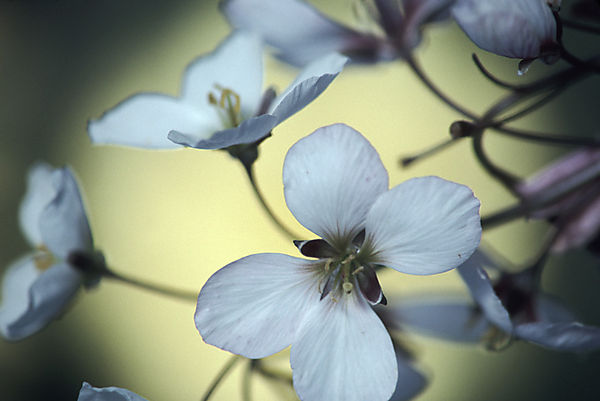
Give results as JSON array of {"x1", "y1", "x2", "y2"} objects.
[{"x1": 33, "y1": 245, "x2": 54, "y2": 271}]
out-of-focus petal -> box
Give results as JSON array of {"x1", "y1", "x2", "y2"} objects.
[
  {"x1": 168, "y1": 113, "x2": 277, "y2": 149},
  {"x1": 283, "y1": 124, "x2": 388, "y2": 248},
  {"x1": 458, "y1": 261, "x2": 513, "y2": 333},
  {"x1": 364, "y1": 176, "x2": 481, "y2": 275},
  {"x1": 182, "y1": 30, "x2": 263, "y2": 117},
  {"x1": 390, "y1": 352, "x2": 428, "y2": 401},
  {"x1": 19, "y1": 163, "x2": 56, "y2": 247},
  {"x1": 1, "y1": 261, "x2": 81, "y2": 341},
  {"x1": 515, "y1": 322, "x2": 600, "y2": 352},
  {"x1": 88, "y1": 94, "x2": 211, "y2": 149},
  {"x1": 221, "y1": 0, "x2": 372, "y2": 66},
  {"x1": 388, "y1": 296, "x2": 491, "y2": 343},
  {"x1": 39, "y1": 168, "x2": 92, "y2": 259},
  {"x1": 290, "y1": 293, "x2": 397, "y2": 401},
  {"x1": 269, "y1": 53, "x2": 348, "y2": 124},
  {"x1": 78, "y1": 382, "x2": 149, "y2": 401},
  {"x1": 552, "y1": 195, "x2": 600, "y2": 252},
  {"x1": 452, "y1": 0, "x2": 558, "y2": 60},
  {"x1": 195, "y1": 253, "x2": 318, "y2": 359}
]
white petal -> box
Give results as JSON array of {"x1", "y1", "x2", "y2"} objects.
[
  {"x1": 182, "y1": 30, "x2": 263, "y2": 117},
  {"x1": 452, "y1": 0, "x2": 557, "y2": 60},
  {"x1": 221, "y1": 0, "x2": 361, "y2": 66},
  {"x1": 0, "y1": 260, "x2": 81, "y2": 341},
  {"x1": 515, "y1": 322, "x2": 600, "y2": 352},
  {"x1": 268, "y1": 53, "x2": 348, "y2": 124},
  {"x1": 88, "y1": 94, "x2": 213, "y2": 149},
  {"x1": 19, "y1": 163, "x2": 56, "y2": 247},
  {"x1": 290, "y1": 293, "x2": 397, "y2": 401},
  {"x1": 283, "y1": 124, "x2": 388, "y2": 247},
  {"x1": 389, "y1": 296, "x2": 491, "y2": 343},
  {"x1": 457, "y1": 261, "x2": 513, "y2": 333},
  {"x1": 78, "y1": 382, "x2": 149, "y2": 401},
  {"x1": 364, "y1": 176, "x2": 481, "y2": 275},
  {"x1": 195, "y1": 253, "x2": 319, "y2": 359},
  {"x1": 168, "y1": 113, "x2": 277, "y2": 149},
  {"x1": 40, "y1": 168, "x2": 93, "y2": 258}
]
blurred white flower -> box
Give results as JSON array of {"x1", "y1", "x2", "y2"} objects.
[
  {"x1": 78, "y1": 382, "x2": 148, "y2": 401},
  {"x1": 0, "y1": 163, "x2": 102, "y2": 341},
  {"x1": 452, "y1": 0, "x2": 560, "y2": 69},
  {"x1": 88, "y1": 30, "x2": 347, "y2": 151},
  {"x1": 221, "y1": 0, "x2": 455, "y2": 66},
  {"x1": 195, "y1": 123, "x2": 481, "y2": 401}
]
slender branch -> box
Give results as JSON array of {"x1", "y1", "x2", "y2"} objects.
[
  {"x1": 400, "y1": 137, "x2": 461, "y2": 167},
  {"x1": 200, "y1": 355, "x2": 241, "y2": 401},
  {"x1": 242, "y1": 162, "x2": 299, "y2": 239},
  {"x1": 103, "y1": 268, "x2": 198, "y2": 301},
  {"x1": 472, "y1": 131, "x2": 520, "y2": 191},
  {"x1": 242, "y1": 361, "x2": 253, "y2": 401},
  {"x1": 561, "y1": 18, "x2": 600, "y2": 35},
  {"x1": 471, "y1": 54, "x2": 523, "y2": 91},
  {"x1": 490, "y1": 125, "x2": 600, "y2": 147}
]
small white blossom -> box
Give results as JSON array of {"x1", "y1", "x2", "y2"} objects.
[
  {"x1": 195, "y1": 124, "x2": 481, "y2": 401},
  {"x1": 0, "y1": 163, "x2": 102, "y2": 341},
  {"x1": 77, "y1": 382, "x2": 148, "y2": 401}
]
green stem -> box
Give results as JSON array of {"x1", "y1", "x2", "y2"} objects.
[
  {"x1": 200, "y1": 355, "x2": 241, "y2": 401},
  {"x1": 103, "y1": 268, "x2": 197, "y2": 301}
]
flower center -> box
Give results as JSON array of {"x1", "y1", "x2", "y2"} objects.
[
  {"x1": 33, "y1": 245, "x2": 55, "y2": 271},
  {"x1": 207, "y1": 85, "x2": 243, "y2": 128}
]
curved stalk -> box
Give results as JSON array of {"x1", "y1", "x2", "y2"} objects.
[
  {"x1": 103, "y1": 268, "x2": 198, "y2": 301},
  {"x1": 200, "y1": 355, "x2": 242, "y2": 401}
]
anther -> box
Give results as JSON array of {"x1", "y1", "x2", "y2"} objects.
[
  {"x1": 343, "y1": 282, "x2": 353, "y2": 294},
  {"x1": 352, "y1": 266, "x2": 364, "y2": 275}
]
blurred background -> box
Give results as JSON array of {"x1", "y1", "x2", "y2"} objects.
[{"x1": 1, "y1": 0, "x2": 599, "y2": 400}]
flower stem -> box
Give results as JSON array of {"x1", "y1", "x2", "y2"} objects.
[
  {"x1": 243, "y1": 162, "x2": 299, "y2": 239},
  {"x1": 201, "y1": 355, "x2": 241, "y2": 401},
  {"x1": 103, "y1": 268, "x2": 198, "y2": 301},
  {"x1": 242, "y1": 361, "x2": 253, "y2": 401}
]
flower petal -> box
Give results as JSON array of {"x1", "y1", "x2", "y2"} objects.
[
  {"x1": 283, "y1": 124, "x2": 388, "y2": 247},
  {"x1": 515, "y1": 322, "x2": 600, "y2": 352},
  {"x1": 221, "y1": 0, "x2": 368, "y2": 66},
  {"x1": 290, "y1": 293, "x2": 397, "y2": 401},
  {"x1": 364, "y1": 176, "x2": 481, "y2": 275},
  {"x1": 195, "y1": 253, "x2": 319, "y2": 359},
  {"x1": 78, "y1": 382, "x2": 149, "y2": 401},
  {"x1": 39, "y1": 167, "x2": 93, "y2": 258},
  {"x1": 168, "y1": 113, "x2": 277, "y2": 149},
  {"x1": 457, "y1": 260, "x2": 513, "y2": 333},
  {"x1": 88, "y1": 94, "x2": 212, "y2": 149},
  {"x1": 19, "y1": 163, "x2": 56, "y2": 247},
  {"x1": 268, "y1": 53, "x2": 348, "y2": 124},
  {"x1": 0, "y1": 260, "x2": 81, "y2": 341},
  {"x1": 182, "y1": 30, "x2": 263, "y2": 117},
  {"x1": 387, "y1": 296, "x2": 491, "y2": 343}
]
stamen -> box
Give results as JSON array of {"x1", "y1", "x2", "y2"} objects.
[
  {"x1": 206, "y1": 85, "x2": 243, "y2": 128},
  {"x1": 342, "y1": 282, "x2": 353, "y2": 294},
  {"x1": 33, "y1": 245, "x2": 54, "y2": 271},
  {"x1": 352, "y1": 265, "x2": 365, "y2": 275}
]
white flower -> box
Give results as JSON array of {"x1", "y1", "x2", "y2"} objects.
[
  {"x1": 88, "y1": 30, "x2": 347, "y2": 151},
  {"x1": 78, "y1": 382, "x2": 148, "y2": 401},
  {"x1": 0, "y1": 163, "x2": 101, "y2": 341},
  {"x1": 452, "y1": 0, "x2": 560, "y2": 66},
  {"x1": 221, "y1": 0, "x2": 455, "y2": 66},
  {"x1": 195, "y1": 124, "x2": 481, "y2": 401}
]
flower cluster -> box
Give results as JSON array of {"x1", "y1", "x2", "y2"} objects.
[{"x1": 2, "y1": 0, "x2": 600, "y2": 400}]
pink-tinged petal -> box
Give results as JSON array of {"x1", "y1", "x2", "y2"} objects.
[
  {"x1": 39, "y1": 168, "x2": 93, "y2": 258},
  {"x1": 290, "y1": 293, "x2": 397, "y2": 401},
  {"x1": 515, "y1": 322, "x2": 600, "y2": 352},
  {"x1": 452, "y1": 0, "x2": 558, "y2": 60},
  {"x1": 19, "y1": 163, "x2": 56, "y2": 247},
  {"x1": 168, "y1": 114, "x2": 277, "y2": 149},
  {"x1": 552, "y1": 195, "x2": 600, "y2": 252},
  {"x1": 283, "y1": 124, "x2": 388, "y2": 248},
  {"x1": 364, "y1": 176, "x2": 481, "y2": 275},
  {"x1": 221, "y1": 0, "x2": 376, "y2": 66},
  {"x1": 269, "y1": 53, "x2": 348, "y2": 124},
  {"x1": 457, "y1": 260, "x2": 513, "y2": 333},
  {"x1": 88, "y1": 94, "x2": 213, "y2": 149},
  {"x1": 390, "y1": 352, "x2": 428, "y2": 401},
  {"x1": 387, "y1": 296, "x2": 491, "y2": 343},
  {"x1": 78, "y1": 382, "x2": 149, "y2": 401},
  {"x1": 0, "y1": 260, "x2": 81, "y2": 341},
  {"x1": 182, "y1": 30, "x2": 263, "y2": 117},
  {"x1": 195, "y1": 253, "x2": 319, "y2": 359}
]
